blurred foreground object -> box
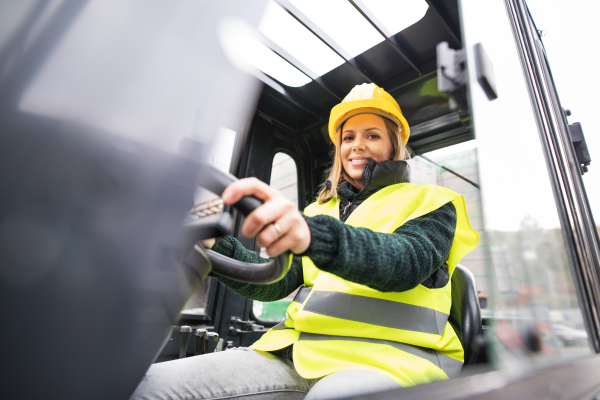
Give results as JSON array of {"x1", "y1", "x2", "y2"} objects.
[{"x1": 0, "y1": 0, "x2": 266, "y2": 399}]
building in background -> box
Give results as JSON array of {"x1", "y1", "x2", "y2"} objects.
[{"x1": 412, "y1": 148, "x2": 584, "y2": 344}]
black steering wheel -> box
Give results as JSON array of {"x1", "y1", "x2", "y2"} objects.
[{"x1": 182, "y1": 164, "x2": 292, "y2": 284}]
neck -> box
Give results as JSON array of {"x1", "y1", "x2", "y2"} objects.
[
  {"x1": 343, "y1": 171, "x2": 363, "y2": 190},
  {"x1": 348, "y1": 177, "x2": 363, "y2": 190}
]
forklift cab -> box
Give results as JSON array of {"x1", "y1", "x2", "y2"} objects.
[{"x1": 1, "y1": 0, "x2": 599, "y2": 399}]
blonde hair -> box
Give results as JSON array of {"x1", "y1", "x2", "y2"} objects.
[{"x1": 317, "y1": 117, "x2": 410, "y2": 204}]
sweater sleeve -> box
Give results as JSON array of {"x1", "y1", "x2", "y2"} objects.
[
  {"x1": 208, "y1": 236, "x2": 304, "y2": 301},
  {"x1": 302, "y1": 201, "x2": 457, "y2": 292}
]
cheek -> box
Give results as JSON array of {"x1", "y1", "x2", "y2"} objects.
[
  {"x1": 372, "y1": 143, "x2": 393, "y2": 161},
  {"x1": 340, "y1": 144, "x2": 351, "y2": 160}
]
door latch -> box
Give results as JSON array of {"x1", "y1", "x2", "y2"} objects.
[
  {"x1": 565, "y1": 110, "x2": 592, "y2": 174},
  {"x1": 228, "y1": 316, "x2": 264, "y2": 335}
]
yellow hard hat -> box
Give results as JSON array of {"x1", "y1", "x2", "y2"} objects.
[{"x1": 328, "y1": 83, "x2": 410, "y2": 145}]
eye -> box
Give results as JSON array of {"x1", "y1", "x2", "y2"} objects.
[
  {"x1": 342, "y1": 135, "x2": 354, "y2": 142},
  {"x1": 367, "y1": 133, "x2": 380, "y2": 139}
]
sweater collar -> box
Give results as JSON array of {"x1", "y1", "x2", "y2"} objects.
[{"x1": 334, "y1": 159, "x2": 411, "y2": 202}]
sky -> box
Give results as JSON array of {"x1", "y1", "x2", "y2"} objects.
[{"x1": 526, "y1": 0, "x2": 600, "y2": 226}]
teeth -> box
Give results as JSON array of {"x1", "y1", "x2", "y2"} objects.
[{"x1": 350, "y1": 159, "x2": 367, "y2": 163}]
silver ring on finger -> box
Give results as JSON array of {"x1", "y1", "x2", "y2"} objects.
[{"x1": 272, "y1": 222, "x2": 283, "y2": 239}]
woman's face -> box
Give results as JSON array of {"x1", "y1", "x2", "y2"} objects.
[{"x1": 340, "y1": 113, "x2": 393, "y2": 187}]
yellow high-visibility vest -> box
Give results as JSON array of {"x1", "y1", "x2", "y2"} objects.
[{"x1": 251, "y1": 183, "x2": 479, "y2": 387}]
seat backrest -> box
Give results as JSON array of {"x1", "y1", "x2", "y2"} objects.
[{"x1": 448, "y1": 264, "x2": 482, "y2": 365}]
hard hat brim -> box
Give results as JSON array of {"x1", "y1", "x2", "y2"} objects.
[{"x1": 329, "y1": 99, "x2": 410, "y2": 145}]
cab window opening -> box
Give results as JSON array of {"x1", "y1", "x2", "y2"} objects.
[{"x1": 253, "y1": 151, "x2": 300, "y2": 324}]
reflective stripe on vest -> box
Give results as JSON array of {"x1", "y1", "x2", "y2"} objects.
[
  {"x1": 303, "y1": 290, "x2": 449, "y2": 335},
  {"x1": 271, "y1": 287, "x2": 313, "y2": 331},
  {"x1": 293, "y1": 286, "x2": 312, "y2": 304},
  {"x1": 251, "y1": 183, "x2": 479, "y2": 386},
  {"x1": 290, "y1": 286, "x2": 449, "y2": 335},
  {"x1": 271, "y1": 321, "x2": 288, "y2": 330}
]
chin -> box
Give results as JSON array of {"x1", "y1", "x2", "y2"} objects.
[{"x1": 348, "y1": 172, "x2": 364, "y2": 181}]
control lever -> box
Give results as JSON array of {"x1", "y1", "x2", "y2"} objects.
[
  {"x1": 204, "y1": 332, "x2": 219, "y2": 353},
  {"x1": 194, "y1": 329, "x2": 207, "y2": 356},
  {"x1": 178, "y1": 326, "x2": 193, "y2": 358},
  {"x1": 229, "y1": 316, "x2": 264, "y2": 335}
]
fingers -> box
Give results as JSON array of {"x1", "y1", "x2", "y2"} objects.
[
  {"x1": 243, "y1": 197, "x2": 293, "y2": 238},
  {"x1": 256, "y1": 213, "x2": 292, "y2": 249},
  {"x1": 220, "y1": 177, "x2": 311, "y2": 256},
  {"x1": 221, "y1": 178, "x2": 277, "y2": 205},
  {"x1": 201, "y1": 238, "x2": 215, "y2": 249},
  {"x1": 265, "y1": 233, "x2": 298, "y2": 258},
  {"x1": 256, "y1": 223, "x2": 278, "y2": 249},
  {"x1": 259, "y1": 213, "x2": 311, "y2": 257}
]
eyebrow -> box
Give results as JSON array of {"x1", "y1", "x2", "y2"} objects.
[{"x1": 342, "y1": 126, "x2": 383, "y2": 134}]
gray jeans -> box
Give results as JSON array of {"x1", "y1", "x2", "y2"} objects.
[{"x1": 130, "y1": 348, "x2": 401, "y2": 400}]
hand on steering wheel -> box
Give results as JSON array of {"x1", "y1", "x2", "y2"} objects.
[{"x1": 221, "y1": 177, "x2": 311, "y2": 257}]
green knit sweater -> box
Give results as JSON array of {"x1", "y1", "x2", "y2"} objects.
[{"x1": 211, "y1": 178, "x2": 457, "y2": 301}]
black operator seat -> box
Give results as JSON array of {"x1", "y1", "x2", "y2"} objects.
[{"x1": 448, "y1": 264, "x2": 482, "y2": 366}]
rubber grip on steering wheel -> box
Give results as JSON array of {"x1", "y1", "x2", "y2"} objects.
[
  {"x1": 232, "y1": 196, "x2": 263, "y2": 216},
  {"x1": 198, "y1": 165, "x2": 262, "y2": 217}
]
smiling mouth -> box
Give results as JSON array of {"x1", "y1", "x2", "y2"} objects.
[{"x1": 349, "y1": 158, "x2": 369, "y2": 165}]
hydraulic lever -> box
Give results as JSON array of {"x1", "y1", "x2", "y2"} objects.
[
  {"x1": 204, "y1": 332, "x2": 220, "y2": 353},
  {"x1": 228, "y1": 316, "x2": 264, "y2": 335},
  {"x1": 178, "y1": 326, "x2": 193, "y2": 359},
  {"x1": 194, "y1": 329, "x2": 207, "y2": 356}
]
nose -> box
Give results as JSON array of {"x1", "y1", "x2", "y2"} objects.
[{"x1": 352, "y1": 136, "x2": 365, "y2": 152}]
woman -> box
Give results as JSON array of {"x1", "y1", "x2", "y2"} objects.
[{"x1": 131, "y1": 84, "x2": 479, "y2": 400}]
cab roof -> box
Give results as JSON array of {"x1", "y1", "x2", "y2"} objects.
[{"x1": 253, "y1": 0, "x2": 470, "y2": 154}]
